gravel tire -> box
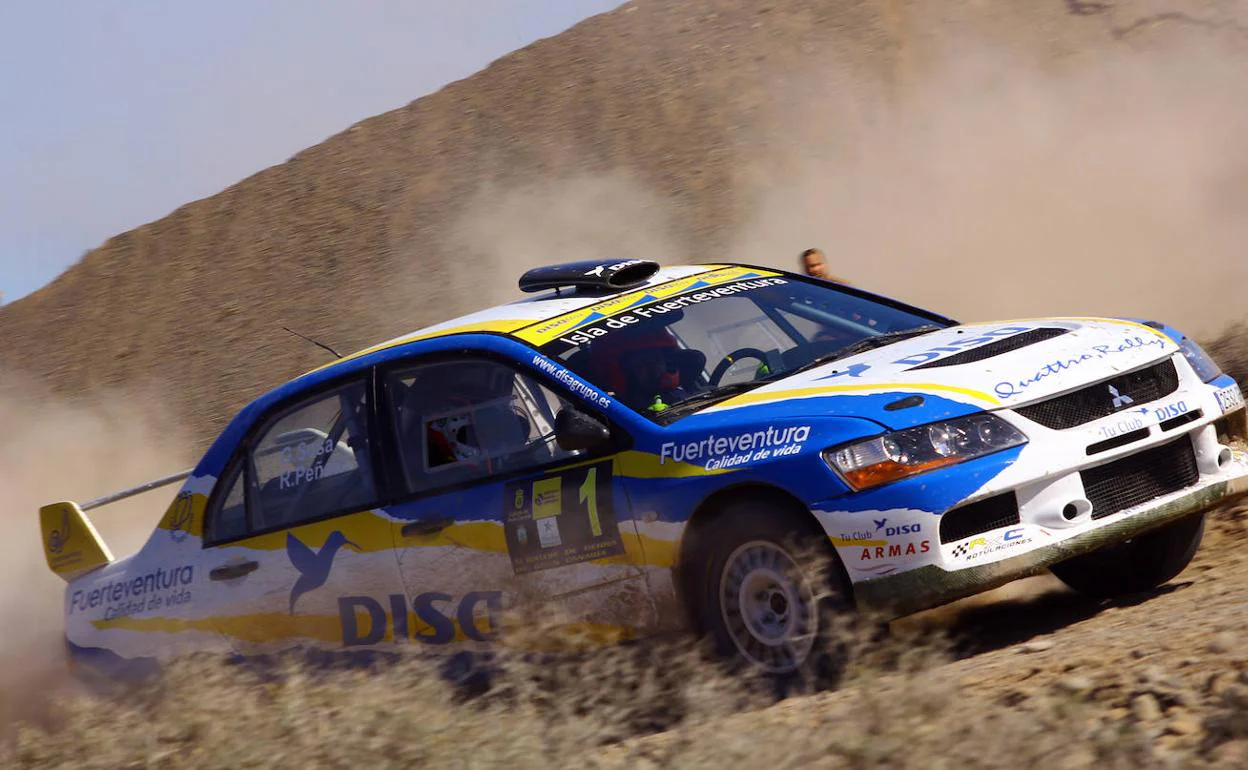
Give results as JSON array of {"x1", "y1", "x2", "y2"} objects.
[
  {"x1": 1050, "y1": 513, "x2": 1206, "y2": 599},
  {"x1": 692, "y1": 497, "x2": 854, "y2": 690}
]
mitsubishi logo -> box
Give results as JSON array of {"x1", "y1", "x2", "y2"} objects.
[{"x1": 1108, "y1": 384, "x2": 1134, "y2": 409}]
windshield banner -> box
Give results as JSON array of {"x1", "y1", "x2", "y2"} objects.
[{"x1": 516, "y1": 266, "x2": 784, "y2": 348}]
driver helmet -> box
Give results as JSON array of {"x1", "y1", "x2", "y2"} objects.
[{"x1": 586, "y1": 326, "x2": 682, "y2": 397}]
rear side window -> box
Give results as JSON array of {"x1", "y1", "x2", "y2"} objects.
[
  {"x1": 207, "y1": 463, "x2": 248, "y2": 543},
  {"x1": 204, "y1": 379, "x2": 378, "y2": 543}
]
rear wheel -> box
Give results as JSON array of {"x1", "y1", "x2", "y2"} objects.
[
  {"x1": 1049, "y1": 513, "x2": 1205, "y2": 599},
  {"x1": 693, "y1": 499, "x2": 853, "y2": 688}
]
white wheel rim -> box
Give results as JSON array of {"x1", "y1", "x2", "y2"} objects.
[{"x1": 718, "y1": 540, "x2": 818, "y2": 673}]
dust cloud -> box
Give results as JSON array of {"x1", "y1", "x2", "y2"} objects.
[
  {"x1": 729, "y1": 42, "x2": 1248, "y2": 340},
  {"x1": 0, "y1": 374, "x2": 193, "y2": 728},
  {"x1": 445, "y1": 170, "x2": 682, "y2": 309},
  {"x1": 432, "y1": 35, "x2": 1248, "y2": 625},
  {"x1": 436, "y1": 42, "x2": 1248, "y2": 341}
]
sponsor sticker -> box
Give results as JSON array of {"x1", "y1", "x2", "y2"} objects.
[
  {"x1": 542, "y1": 277, "x2": 791, "y2": 348},
  {"x1": 517, "y1": 266, "x2": 781, "y2": 346},
  {"x1": 532, "y1": 477, "x2": 562, "y2": 519},
  {"x1": 858, "y1": 539, "x2": 931, "y2": 561},
  {"x1": 1097, "y1": 413, "x2": 1146, "y2": 440},
  {"x1": 503, "y1": 460, "x2": 624, "y2": 574},
  {"x1": 338, "y1": 591, "x2": 504, "y2": 647},
  {"x1": 832, "y1": 530, "x2": 885, "y2": 547},
  {"x1": 659, "y1": 425, "x2": 811, "y2": 470},
  {"x1": 873, "y1": 517, "x2": 922, "y2": 537},
  {"x1": 894, "y1": 326, "x2": 1034, "y2": 368},
  {"x1": 845, "y1": 538, "x2": 933, "y2": 578},
  {"x1": 71, "y1": 564, "x2": 196, "y2": 621},
  {"x1": 530, "y1": 354, "x2": 611, "y2": 408},
  {"x1": 1149, "y1": 399, "x2": 1192, "y2": 423},
  {"x1": 994, "y1": 335, "x2": 1170, "y2": 400},
  {"x1": 949, "y1": 527, "x2": 1035, "y2": 563}
]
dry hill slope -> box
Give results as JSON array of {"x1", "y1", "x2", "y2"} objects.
[{"x1": 2, "y1": 0, "x2": 1247, "y2": 449}]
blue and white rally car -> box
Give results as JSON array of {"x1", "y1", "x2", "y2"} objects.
[{"x1": 42, "y1": 259, "x2": 1248, "y2": 679}]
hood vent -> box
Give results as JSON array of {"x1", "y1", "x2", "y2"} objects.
[{"x1": 908, "y1": 327, "x2": 1070, "y2": 370}]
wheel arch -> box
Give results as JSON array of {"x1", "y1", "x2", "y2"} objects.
[{"x1": 672, "y1": 482, "x2": 854, "y2": 634}]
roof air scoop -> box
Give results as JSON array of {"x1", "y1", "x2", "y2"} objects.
[{"x1": 518, "y1": 259, "x2": 661, "y2": 295}]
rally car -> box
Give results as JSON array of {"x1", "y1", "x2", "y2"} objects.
[{"x1": 42, "y1": 259, "x2": 1248, "y2": 680}]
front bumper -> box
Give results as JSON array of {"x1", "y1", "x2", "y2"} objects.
[{"x1": 853, "y1": 464, "x2": 1248, "y2": 618}]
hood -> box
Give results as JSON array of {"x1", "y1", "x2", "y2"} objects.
[{"x1": 700, "y1": 318, "x2": 1179, "y2": 430}]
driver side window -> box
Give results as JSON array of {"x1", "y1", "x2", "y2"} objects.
[{"x1": 386, "y1": 358, "x2": 586, "y2": 494}]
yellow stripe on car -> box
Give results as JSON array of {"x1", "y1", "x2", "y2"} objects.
[{"x1": 715, "y1": 382, "x2": 1002, "y2": 410}]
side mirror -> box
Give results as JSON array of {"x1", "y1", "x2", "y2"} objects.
[{"x1": 554, "y1": 407, "x2": 611, "y2": 452}]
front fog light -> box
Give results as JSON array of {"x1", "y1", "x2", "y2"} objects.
[{"x1": 824, "y1": 413, "x2": 1027, "y2": 491}]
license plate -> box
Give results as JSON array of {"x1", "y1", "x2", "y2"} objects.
[{"x1": 1215, "y1": 384, "x2": 1245, "y2": 415}]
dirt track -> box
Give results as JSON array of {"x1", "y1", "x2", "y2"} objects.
[
  {"x1": 598, "y1": 506, "x2": 1248, "y2": 765},
  {"x1": 922, "y1": 508, "x2": 1248, "y2": 720}
]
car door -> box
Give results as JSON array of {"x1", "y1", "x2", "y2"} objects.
[
  {"x1": 198, "y1": 375, "x2": 407, "y2": 657},
  {"x1": 378, "y1": 353, "x2": 647, "y2": 647}
]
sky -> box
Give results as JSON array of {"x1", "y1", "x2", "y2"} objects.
[{"x1": 0, "y1": 0, "x2": 625, "y2": 304}]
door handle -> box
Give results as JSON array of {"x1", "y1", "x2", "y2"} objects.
[
  {"x1": 401, "y1": 516, "x2": 454, "y2": 538},
  {"x1": 209, "y1": 561, "x2": 259, "y2": 581}
]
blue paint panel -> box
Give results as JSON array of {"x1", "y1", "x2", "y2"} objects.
[
  {"x1": 383, "y1": 464, "x2": 640, "y2": 526},
  {"x1": 623, "y1": 457, "x2": 854, "y2": 527},
  {"x1": 1210, "y1": 373, "x2": 1239, "y2": 390},
  {"x1": 676, "y1": 391, "x2": 984, "y2": 433}
]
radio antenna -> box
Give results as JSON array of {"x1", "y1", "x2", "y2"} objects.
[{"x1": 282, "y1": 326, "x2": 343, "y2": 359}]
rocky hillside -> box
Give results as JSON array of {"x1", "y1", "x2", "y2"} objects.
[{"x1": 2, "y1": 0, "x2": 1247, "y2": 448}]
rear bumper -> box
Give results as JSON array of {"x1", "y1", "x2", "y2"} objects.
[{"x1": 853, "y1": 464, "x2": 1248, "y2": 618}]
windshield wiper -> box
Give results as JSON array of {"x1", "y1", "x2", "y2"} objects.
[
  {"x1": 828, "y1": 324, "x2": 943, "y2": 360},
  {"x1": 784, "y1": 325, "x2": 944, "y2": 377}
]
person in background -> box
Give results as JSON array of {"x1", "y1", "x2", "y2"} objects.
[
  {"x1": 799, "y1": 247, "x2": 847, "y2": 284},
  {"x1": 800, "y1": 247, "x2": 878, "y2": 336}
]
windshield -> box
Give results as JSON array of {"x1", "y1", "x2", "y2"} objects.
[{"x1": 537, "y1": 271, "x2": 951, "y2": 421}]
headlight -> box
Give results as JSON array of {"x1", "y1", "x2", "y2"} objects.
[
  {"x1": 823, "y1": 414, "x2": 1027, "y2": 491},
  {"x1": 1178, "y1": 337, "x2": 1223, "y2": 383}
]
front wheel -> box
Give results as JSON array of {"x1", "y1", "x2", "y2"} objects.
[
  {"x1": 693, "y1": 500, "x2": 853, "y2": 687},
  {"x1": 1049, "y1": 513, "x2": 1205, "y2": 599}
]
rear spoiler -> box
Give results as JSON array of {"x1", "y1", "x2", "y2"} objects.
[{"x1": 40, "y1": 469, "x2": 193, "y2": 582}]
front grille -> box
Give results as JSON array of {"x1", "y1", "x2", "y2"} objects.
[
  {"x1": 1015, "y1": 358, "x2": 1179, "y2": 430},
  {"x1": 939, "y1": 492, "x2": 1020, "y2": 544},
  {"x1": 910, "y1": 328, "x2": 1069, "y2": 370},
  {"x1": 1082, "y1": 437, "x2": 1200, "y2": 521}
]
